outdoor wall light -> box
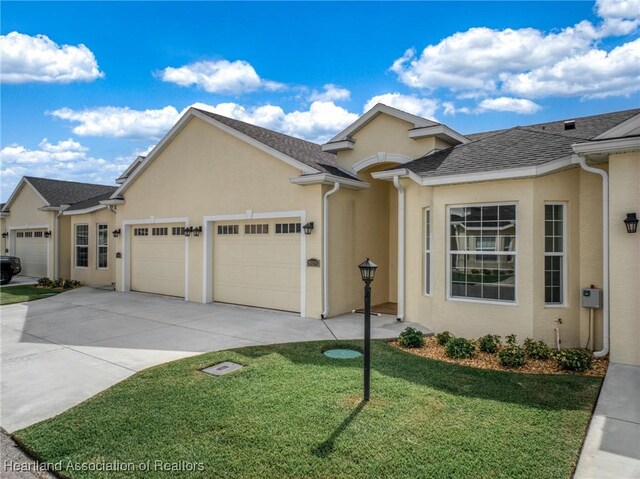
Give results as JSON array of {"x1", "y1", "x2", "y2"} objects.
[
  {"x1": 112, "y1": 229, "x2": 121, "y2": 238},
  {"x1": 303, "y1": 222, "x2": 314, "y2": 235},
  {"x1": 624, "y1": 213, "x2": 638, "y2": 234},
  {"x1": 184, "y1": 226, "x2": 202, "y2": 237},
  {"x1": 1, "y1": 232, "x2": 7, "y2": 239},
  {"x1": 44, "y1": 231, "x2": 51, "y2": 238}
]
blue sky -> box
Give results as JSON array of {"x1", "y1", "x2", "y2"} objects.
[{"x1": 1, "y1": 1, "x2": 639, "y2": 201}]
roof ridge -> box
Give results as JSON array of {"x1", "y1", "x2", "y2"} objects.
[
  {"x1": 25, "y1": 176, "x2": 115, "y2": 188},
  {"x1": 515, "y1": 125, "x2": 590, "y2": 140}
]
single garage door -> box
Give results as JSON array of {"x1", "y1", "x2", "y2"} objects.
[
  {"x1": 15, "y1": 230, "x2": 47, "y2": 277},
  {"x1": 213, "y1": 220, "x2": 301, "y2": 312},
  {"x1": 130, "y1": 224, "x2": 185, "y2": 297}
]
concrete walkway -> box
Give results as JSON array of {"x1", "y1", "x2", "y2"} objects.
[
  {"x1": 574, "y1": 363, "x2": 640, "y2": 479},
  {"x1": 1, "y1": 287, "x2": 430, "y2": 433}
]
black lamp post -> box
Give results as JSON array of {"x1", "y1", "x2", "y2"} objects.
[
  {"x1": 624, "y1": 213, "x2": 638, "y2": 234},
  {"x1": 358, "y1": 257, "x2": 377, "y2": 402}
]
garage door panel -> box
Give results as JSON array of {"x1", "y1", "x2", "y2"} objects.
[
  {"x1": 131, "y1": 224, "x2": 185, "y2": 298},
  {"x1": 213, "y1": 220, "x2": 301, "y2": 313},
  {"x1": 15, "y1": 230, "x2": 47, "y2": 277}
]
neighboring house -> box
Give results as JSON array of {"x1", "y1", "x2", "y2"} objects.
[
  {"x1": 3, "y1": 104, "x2": 638, "y2": 366},
  {"x1": 0, "y1": 177, "x2": 116, "y2": 284}
]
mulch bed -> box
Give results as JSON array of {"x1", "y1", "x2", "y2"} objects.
[{"x1": 391, "y1": 336, "x2": 608, "y2": 377}]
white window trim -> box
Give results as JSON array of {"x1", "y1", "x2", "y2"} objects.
[
  {"x1": 446, "y1": 202, "x2": 518, "y2": 306},
  {"x1": 544, "y1": 202, "x2": 568, "y2": 308},
  {"x1": 96, "y1": 223, "x2": 109, "y2": 270},
  {"x1": 424, "y1": 207, "x2": 432, "y2": 296},
  {"x1": 75, "y1": 223, "x2": 89, "y2": 269}
]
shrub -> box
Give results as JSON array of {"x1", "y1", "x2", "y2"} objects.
[
  {"x1": 498, "y1": 345, "x2": 526, "y2": 368},
  {"x1": 71, "y1": 280, "x2": 82, "y2": 287},
  {"x1": 524, "y1": 338, "x2": 552, "y2": 360},
  {"x1": 505, "y1": 334, "x2": 518, "y2": 346},
  {"x1": 398, "y1": 327, "x2": 425, "y2": 348},
  {"x1": 554, "y1": 349, "x2": 593, "y2": 372},
  {"x1": 436, "y1": 331, "x2": 454, "y2": 346},
  {"x1": 53, "y1": 278, "x2": 64, "y2": 288},
  {"x1": 37, "y1": 277, "x2": 53, "y2": 288},
  {"x1": 445, "y1": 337, "x2": 476, "y2": 359},
  {"x1": 63, "y1": 279, "x2": 74, "y2": 289},
  {"x1": 478, "y1": 334, "x2": 501, "y2": 354}
]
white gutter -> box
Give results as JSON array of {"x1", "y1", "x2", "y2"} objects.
[
  {"x1": 393, "y1": 176, "x2": 405, "y2": 321},
  {"x1": 321, "y1": 182, "x2": 340, "y2": 318},
  {"x1": 576, "y1": 156, "x2": 609, "y2": 358}
]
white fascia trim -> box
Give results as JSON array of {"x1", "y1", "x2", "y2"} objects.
[
  {"x1": 408, "y1": 124, "x2": 469, "y2": 145},
  {"x1": 289, "y1": 173, "x2": 370, "y2": 189},
  {"x1": 327, "y1": 103, "x2": 438, "y2": 143},
  {"x1": 121, "y1": 217, "x2": 190, "y2": 301},
  {"x1": 62, "y1": 205, "x2": 107, "y2": 216},
  {"x1": 38, "y1": 206, "x2": 64, "y2": 212},
  {"x1": 202, "y1": 209, "x2": 307, "y2": 318},
  {"x1": 113, "y1": 109, "x2": 319, "y2": 199},
  {"x1": 0, "y1": 212, "x2": 8, "y2": 218},
  {"x1": 3, "y1": 177, "x2": 50, "y2": 211},
  {"x1": 371, "y1": 168, "x2": 424, "y2": 185},
  {"x1": 571, "y1": 137, "x2": 640, "y2": 156},
  {"x1": 100, "y1": 199, "x2": 125, "y2": 205},
  {"x1": 592, "y1": 113, "x2": 640, "y2": 140},
  {"x1": 353, "y1": 152, "x2": 413, "y2": 173},
  {"x1": 321, "y1": 139, "x2": 355, "y2": 152}
]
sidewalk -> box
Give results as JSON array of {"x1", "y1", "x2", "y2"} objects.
[{"x1": 574, "y1": 363, "x2": 640, "y2": 479}]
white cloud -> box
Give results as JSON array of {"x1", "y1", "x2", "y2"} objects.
[
  {"x1": 0, "y1": 32, "x2": 103, "y2": 84},
  {"x1": 364, "y1": 93, "x2": 438, "y2": 120},
  {"x1": 477, "y1": 97, "x2": 541, "y2": 114},
  {"x1": 0, "y1": 139, "x2": 130, "y2": 196},
  {"x1": 49, "y1": 106, "x2": 180, "y2": 139},
  {"x1": 309, "y1": 84, "x2": 351, "y2": 102},
  {"x1": 503, "y1": 39, "x2": 640, "y2": 99},
  {"x1": 158, "y1": 59, "x2": 284, "y2": 95},
  {"x1": 442, "y1": 102, "x2": 471, "y2": 116},
  {"x1": 193, "y1": 101, "x2": 358, "y2": 144},
  {"x1": 596, "y1": 0, "x2": 640, "y2": 20}
]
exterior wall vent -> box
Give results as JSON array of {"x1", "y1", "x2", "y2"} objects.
[{"x1": 564, "y1": 120, "x2": 576, "y2": 130}]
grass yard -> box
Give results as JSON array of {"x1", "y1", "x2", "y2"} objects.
[
  {"x1": 0, "y1": 284, "x2": 61, "y2": 305},
  {"x1": 14, "y1": 341, "x2": 602, "y2": 479}
]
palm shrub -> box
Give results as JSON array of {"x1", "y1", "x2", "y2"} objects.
[{"x1": 445, "y1": 337, "x2": 476, "y2": 359}]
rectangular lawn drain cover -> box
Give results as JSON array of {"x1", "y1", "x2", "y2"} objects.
[{"x1": 202, "y1": 361, "x2": 243, "y2": 376}]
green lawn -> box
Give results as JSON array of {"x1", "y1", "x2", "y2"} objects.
[
  {"x1": 0, "y1": 284, "x2": 61, "y2": 305},
  {"x1": 14, "y1": 341, "x2": 601, "y2": 479}
]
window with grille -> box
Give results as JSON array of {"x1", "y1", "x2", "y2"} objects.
[
  {"x1": 16, "y1": 232, "x2": 23, "y2": 238},
  {"x1": 172, "y1": 227, "x2": 185, "y2": 236},
  {"x1": 134, "y1": 228, "x2": 148, "y2": 236},
  {"x1": 544, "y1": 204, "x2": 566, "y2": 305},
  {"x1": 34, "y1": 231, "x2": 43, "y2": 238},
  {"x1": 244, "y1": 224, "x2": 269, "y2": 235},
  {"x1": 152, "y1": 227, "x2": 168, "y2": 236},
  {"x1": 97, "y1": 224, "x2": 108, "y2": 269},
  {"x1": 75, "y1": 224, "x2": 89, "y2": 267},
  {"x1": 275, "y1": 223, "x2": 301, "y2": 234},
  {"x1": 24, "y1": 231, "x2": 33, "y2": 238},
  {"x1": 217, "y1": 225, "x2": 239, "y2": 235}
]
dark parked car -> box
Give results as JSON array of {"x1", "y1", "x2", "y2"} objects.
[{"x1": 1, "y1": 256, "x2": 22, "y2": 285}]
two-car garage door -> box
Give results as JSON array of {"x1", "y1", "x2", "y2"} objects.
[
  {"x1": 14, "y1": 230, "x2": 47, "y2": 277},
  {"x1": 128, "y1": 219, "x2": 301, "y2": 312}
]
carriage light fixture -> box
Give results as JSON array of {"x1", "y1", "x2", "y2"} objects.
[
  {"x1": 303, "y1": 222, "x2": 314, "y2": 235},
  {"x1": 112, "y1": 229, "x2": 121, "y2": 238},
  {"x1": 624, "y1": 213, "x2": 638, "y2": 234}
]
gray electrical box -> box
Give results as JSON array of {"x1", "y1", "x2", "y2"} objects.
[{"x1": 581, "y1": 288, "x2": 602, "y2": 309}]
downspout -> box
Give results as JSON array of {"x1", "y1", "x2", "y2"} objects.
[
  {"x1": 321, "y1": 182, "x2": 340, "y2": 318},
  {"x1": 393, "y1": 176, "x2": 405, "y2": 321},
  {"x1": 576, "y1": 156, "x2": 609, "y2": 358}
]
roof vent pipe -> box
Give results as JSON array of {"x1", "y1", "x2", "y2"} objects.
[
  {"x1": 576, "y1": 156, "x2": 609, "y2": 358},
  {"x1": 321, "y1": 182, "x2": 340, "y2": 319}
]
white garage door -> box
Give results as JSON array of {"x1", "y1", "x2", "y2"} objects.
[
  {"x1": 130, "y1": 224, "x2": 185, "y2": 297},
  {"x1": 213, "y1": 221, "x2": 301, "y2": 312},
  {"x1": 15, "y1": 230, "x2": 47, "y2": 277}
]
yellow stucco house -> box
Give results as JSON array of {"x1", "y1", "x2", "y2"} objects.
[{"x1": 2, "y1": 104, "x2": 639, "y2": 366}]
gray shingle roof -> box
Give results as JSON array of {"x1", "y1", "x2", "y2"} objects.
[
  {"x1": 64, "y1": 192, "x2": 117, "y2": 211},
  {"x1": 25, "y1": 177, "x2": 117, "y2": 207},
  {"x1": 404, "y1": 109, "x2": 640, "y2": 178},
  {"x1": 195, "y1": 109, "x2": 357, "y2": 180}
]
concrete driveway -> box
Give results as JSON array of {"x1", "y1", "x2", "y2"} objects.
[{"x1": 1, "y1": 287, "x2": 430, "y2": 433}]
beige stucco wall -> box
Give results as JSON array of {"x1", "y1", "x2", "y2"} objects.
[
  {"x1": 3, "y1": 183, "x2": 55, "y2": 277},
  {"x1": 335, "y1": 113, "x2": 441, "y2": 172},
  {"x1": 58, "y1": 215, "x2": 71, "y2": 279},
  {"x1": 69, "y1": 208, "x2": 116, "y2": 286},
  {"x1": 114, "y1": 116, "x2": 324, "y2": 315},
  {"x1": 609, "y1": 152, "x2": 640, "y2": 365},
  {"x1": 1, "y1": 216, "x2": 6, "y2": 254}
]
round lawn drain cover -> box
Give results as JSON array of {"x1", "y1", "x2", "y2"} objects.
[{"x1": 324, "y1": 349, "x2": 362, "y2": 359}]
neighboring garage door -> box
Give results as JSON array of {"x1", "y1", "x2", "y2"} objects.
[
  {"x1": 130, "y1": 224, "x2": 185, "y2": 297},
  {"x1": 14, "y1": 230, "x2": 47, "y2": 277},
  {"x1": 213, "y1": 220, "x2": 301, "y2": 312}
]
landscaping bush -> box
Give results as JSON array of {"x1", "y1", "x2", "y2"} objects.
[
  {"x1": 63, "y1": 279, "x2": 74, "y2": 289},
  {"x1": 445, "y1": 337, "x2": 476, "y2": 359},
  {"x1": 478, "y1": 334, "x2": 501, "y2": 354},
  {"x1": 498, "y1": 345, "x2": 526, "y2": 368},
  {"x1": 505, "y1": 334, "x2": 518, "y2": 346},
  {"x1": 554, "y1": 348, "x2": 593, "y2": 372},
  {"x1": 524, "y1": 338, "x2": 552, "y2": 360},
  {"x1": 398, "y1": 327, "x2": 425, "y2": 348},
  {"x1": 436, "y1": 331, "x2": 454, "y2": 346},
  {"x1": 52, "y1": 278, "x2": 64, "y2": 288},
  {"x1": 37, "y1": 277, "x2": 53, "y2": 288}
]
